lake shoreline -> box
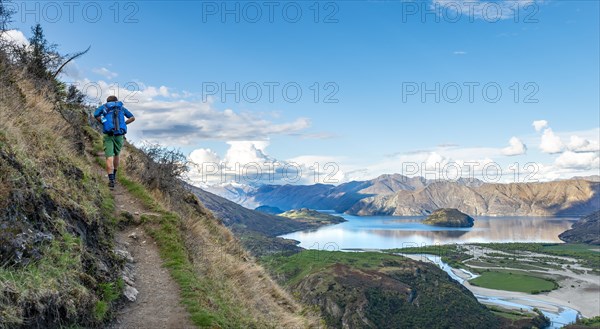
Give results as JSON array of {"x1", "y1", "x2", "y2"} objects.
[{"x1": 280, "y1": 212, "x2": 579, "y2": 248}]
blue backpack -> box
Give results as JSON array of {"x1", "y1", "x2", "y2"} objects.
[{"x1": 99, "y1": 101, "x2": 128, "y2": 136}]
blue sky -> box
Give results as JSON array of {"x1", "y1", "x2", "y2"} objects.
[{"x1": 4, "y1": 0, "x2": 599, "y2": 184}]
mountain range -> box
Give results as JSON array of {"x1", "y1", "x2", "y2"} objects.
[{"x1": 202, "y1": 174, "x2": 600, "y2": 217}]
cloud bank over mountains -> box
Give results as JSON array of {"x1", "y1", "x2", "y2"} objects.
[{"x1": 68, "y1": 72, "x2": 599, "y2": 186}]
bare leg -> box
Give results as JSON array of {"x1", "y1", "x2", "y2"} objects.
[
  {"x1": 114, "y1": 155, "x2": 120, "y2": 172},
  {"x1": 106, "y1": 157, "x2": 114, "y2": 175}
]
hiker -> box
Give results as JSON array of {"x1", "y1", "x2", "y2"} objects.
[{"x1": 93, "y1": 96, "x2": 135, "y2": 188}]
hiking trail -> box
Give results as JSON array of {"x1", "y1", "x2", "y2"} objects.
[{"x1": 95, "y1": 159, "x2": 195, "y2": 329}]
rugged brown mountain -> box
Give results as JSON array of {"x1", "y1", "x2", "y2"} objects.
[{"x1": 348, "y1": 180, "x2": 599, "y2": 216}]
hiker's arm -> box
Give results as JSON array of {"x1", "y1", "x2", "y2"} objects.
[
  {"x1": 93, "y1": 106, "x2": 104, "y2": 123},
  {"x1": 124, "y1": 108, "x2": 135, "y2": 125}
]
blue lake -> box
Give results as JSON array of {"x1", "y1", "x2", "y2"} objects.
[{"x1": 279, "y1": 212, "x2": 579, "y2": 250}]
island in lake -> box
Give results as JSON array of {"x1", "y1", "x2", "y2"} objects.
[
  {"x1": 279, "y1": 208, "x2": 347, "y2": 225},
  {"x1": 423, "y1": 208, "x2": 475, "y2": 227}
]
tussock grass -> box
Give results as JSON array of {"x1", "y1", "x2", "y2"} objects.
[
  {"x1": 118, "y1": 146, "x2": 322, "y2": 328},
  {"x1": 1, "y1": 54, "x2": 319, "y2": 328},
  {"x1": 0, "y1": 233, "x2": 86, "y2": 325},
  {"x1": 0, "y1": 62, "x2": 123, "y2": 327}
]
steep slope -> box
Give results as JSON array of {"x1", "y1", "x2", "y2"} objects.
[
  {"x1": 121, "y1": 148, "x2": 321, "y2": 327},
  {"x1": 188, "y1": 184, "x2": 314, "y2": 256},
  {"x1": 0, "y1": 63, "x2": 124, "y2": 327},
  {"x1": 348, "y1": 180, "x2": 600, "y2": 216},
  {"x1": 265, "y1": 251, "x2": 499, "y2": 329},
  {"x1": 559, "y1": 210, "x2": 600, "y2": 245},
  {"x1": 0, "y1": 57, "x2": 320, "y2": 327},
  {"x1": 188, "y1": 184, "x2": 311, "y2": 236}
]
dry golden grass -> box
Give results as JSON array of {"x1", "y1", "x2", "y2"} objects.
[
  {"x1": 185, "y1": 217, "x2": 317, "y2": 328},
  {"x1": 0, "y1": 60, "x2": 321, "y2": 327},
  {"x1": 0, "y1": 58, "x2": 122, "y2": 328},
  {"x1": 0, "y1": 72, "x2": 102, "y2": 216},
  {"x1": 122, "y1": 146, "x2": 323, "y2": 328}
]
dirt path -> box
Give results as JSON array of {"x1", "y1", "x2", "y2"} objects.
[{"x1": 100, "y1": 170, "x2": 195, "y2": 329}]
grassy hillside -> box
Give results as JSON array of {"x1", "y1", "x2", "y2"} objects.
[
  {"x1": 0, "y1": 48, "x2": 320, "y2": 327},
  {"x1": 189, "y1": 184, "x2": 310, "y2": 256},
  {"x1": 263, "y1": 251, "x2": 499, "y2": 329},
  {"x1": 114, "y1": 151, "x2": 319, "y2": 327},
  {"x1": 190, "y1": 184, "x2": 311, "y2": 236},
  {"x1": 0, "y1": 57, "x2": 123, "y2": 327}
]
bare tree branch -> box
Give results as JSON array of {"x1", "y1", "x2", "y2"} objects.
[{"x1": 52, "y1": 45, "x2": 91, "y2": 79}]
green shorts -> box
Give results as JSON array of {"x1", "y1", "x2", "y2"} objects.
[{"x1": 103, "y1": 134, "x2": 124, "y2": 157}]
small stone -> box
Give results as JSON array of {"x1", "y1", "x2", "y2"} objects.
[
  {"x1": 122, "y1": 275, "x2": 135, "y2": 286},
  {"x1": 123, "y1": 263, "x2": 135, "y2": 278},
  {"x1": 123, "y1": 284, "x2": 139, "y2": 302},
  {"x1": 96, "y1": 260, "x2": 109, "y2": 273},
  {"x1": 114, "y1": 249, "x2": 134, "y2": 263},
  {"x1": 134, "y1": 211, "x2": 140, "y2": 215},
  {"x1": 128, "y1": 232, "x2": 138, "y2": 240}
]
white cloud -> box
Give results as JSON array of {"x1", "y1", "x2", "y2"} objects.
[
  {"x1": 539, "y1": 128, "x2": 564, "y2": 154},
  {"x1": 189, "y1": 148, "x2": 221, "y2": 165},
  {"x1": 532, "y1": 119, "x2": 548, "y2": 132},
  {"x1": 501, "y1": 137, "x2": 527, "y2": 156},
  {"x1": 223, "y1": 141, "x2": 273, "y2": 165},
  {"x1": 0, "y1": 30, "x2": 28, "y2": 46},
  {"x1": 77, "y1": 78, "x2": 312, "y2": 145},
  {"x1": 453, "y1": 51, "x2": 467, "y2": 55},
  {"x1": 555, "y1": 151, "x2": 600, "y2": 170},
  {"x1": 92, "y1": 67, "x2": 118, "y2": 79},
  {"x1": 348, "y1": 146, "x2": 504, "y2": 183},
  {"x1": 287, "y1": 155, "x2": 346, "y2": 184},
  {"x1": 567, "y1": 135, "x2": 600, "y2": 153},
  {"x1": 187, "y1": 141, "x2": 344, "y2": 186}
]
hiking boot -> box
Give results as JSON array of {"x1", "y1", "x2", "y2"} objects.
[{"x1": 109, "y1": 180, "x2": 115, "y2": 189}]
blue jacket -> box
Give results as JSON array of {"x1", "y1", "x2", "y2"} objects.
[{"x1": 93, "y1": 101, "x2": 134, "y2": 135}]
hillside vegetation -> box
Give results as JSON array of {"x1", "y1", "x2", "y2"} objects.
[
  {"x1": 0, "y1": 52, "x2": 124, "y2": 327},
  {"x1": 0, "y1": 24, "x2": 320, "y2": 327},
  {"x1": 263, "y1": 251, "x2": 499, "y2": 329}
]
